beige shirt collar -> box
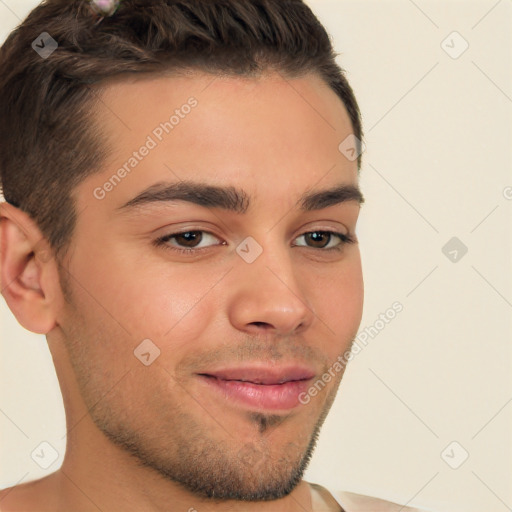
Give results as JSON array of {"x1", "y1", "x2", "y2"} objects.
[{"x1": 309, "y1": 482, "x2": 431, "y2": 512}]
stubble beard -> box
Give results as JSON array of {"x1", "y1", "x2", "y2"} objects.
[{"x1": 57, "y1": 268, "x2": 345, "y2": 502}]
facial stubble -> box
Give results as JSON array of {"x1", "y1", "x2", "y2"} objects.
[{"x1": 57, "y1": 271, "x2": 348, "y2": 502}]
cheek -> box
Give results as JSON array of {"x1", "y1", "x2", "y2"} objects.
[
  {"x1": 72, "y1": 246, "x2": 221, "y2": 348},
  {"x1": 67, "y1": 236, "x2": 363, "y2": 365},
  {"x1": 309, "y1": 254, "x2": 364, "y2": 356}
]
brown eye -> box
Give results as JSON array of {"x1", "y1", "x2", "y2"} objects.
[
  {"x1": 294, "y1": 231, "x2": 353, "y2": 251},
  {"x1": 304, "y1": 232, "x2": 331, "y2": 249},
  {"x1": 154, "y1": 230, "x2": 225, "y2": 255},
  {"x1": 172, "y1": 231, "x2": 203, "y2": 248}
]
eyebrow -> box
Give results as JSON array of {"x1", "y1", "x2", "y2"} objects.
[{"x1": 116, "y1": 180, "x2": 364, "y2": 214}]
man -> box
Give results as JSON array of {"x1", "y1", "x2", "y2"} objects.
[{"x1": 0, "y1": 1, "x2": 429, "y2": 510}]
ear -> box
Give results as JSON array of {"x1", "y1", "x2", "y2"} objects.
[{"x1": 0, "y1": 201, "x2": 62, "y2": 334}]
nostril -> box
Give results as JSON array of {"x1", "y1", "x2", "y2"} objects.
[{"x1": 251, "y1": 322, "x2": 270, "y2": 328}]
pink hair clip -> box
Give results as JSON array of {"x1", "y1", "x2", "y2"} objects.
[{"x1": 88, "y1": 0, "x2": 122, "y2": 24}]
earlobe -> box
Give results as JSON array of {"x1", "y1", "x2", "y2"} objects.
[{"x1": 0, "y1": 202, "x2": 59, "y2": 334}]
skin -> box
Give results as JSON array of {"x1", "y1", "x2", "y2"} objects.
[{"x1": 0, "y1": 71, "x2": 364, "y2": 512}]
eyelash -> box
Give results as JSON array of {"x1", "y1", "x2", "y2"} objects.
[{"x1": 153, "y1": 229, "x2": 356, "y2": 256}]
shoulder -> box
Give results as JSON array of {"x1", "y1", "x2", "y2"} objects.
[
  {"x1": 0, "y1": 482, "x2": 40, "y2": 512},
  {"x1": 336, "y1": 490, "x2": 432, "y2": 511},
  {"x1": 0, "y1": 475, "x2": 57, "y2": 512},
  {"x1": 309, "y1": 482, "x2": 433, "y2": 512},
  {"x1": 0, "y1": 484, "x2": 25, "y2": 511}
]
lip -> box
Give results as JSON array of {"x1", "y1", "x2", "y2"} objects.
[{"x1": 196, "y1": 365, "x2": 316, "y2": 411}]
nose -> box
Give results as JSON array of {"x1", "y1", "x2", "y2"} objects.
[{"x1": 227, "y1": 243, "x2": 315, "y2": 337}]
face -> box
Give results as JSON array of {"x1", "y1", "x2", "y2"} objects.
[{"x1": 55, "y1": 71, "x2": 364, "y2": 500}]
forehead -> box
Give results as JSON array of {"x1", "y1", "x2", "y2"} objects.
[{"x1": 81, "y1": 71, "x2": 358, "y2": 213}]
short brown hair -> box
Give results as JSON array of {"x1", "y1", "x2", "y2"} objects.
[{"x1": 0, "y1": 0, "x2": 362, "y2": 260}]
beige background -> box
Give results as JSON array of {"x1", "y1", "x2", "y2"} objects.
[{"x1": 1, "y1": 1, "x2": 511, "y2": 511}]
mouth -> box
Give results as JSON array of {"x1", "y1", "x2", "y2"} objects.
[{"x1": 196, "y1": 365, "x2": 316, "y2": 411}]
